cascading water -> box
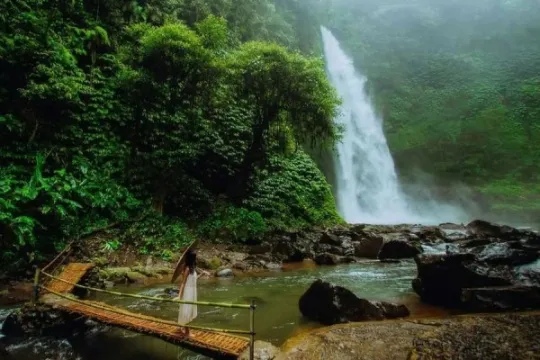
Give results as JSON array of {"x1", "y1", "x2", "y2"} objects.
[{"x1": 321, "y1": 26, "x2": 463, "y2": 224}]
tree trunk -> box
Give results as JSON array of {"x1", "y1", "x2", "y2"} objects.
[
  {"x1": 228, "y1": 106, "x2": 276, "y2": 202},
  {"x1": 152, "y1": 186, "x2": 166, "y2": 215}
]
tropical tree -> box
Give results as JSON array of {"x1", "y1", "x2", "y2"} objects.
[{"x1": 225, "y1": 42, "x2": 341, "y2": 199}]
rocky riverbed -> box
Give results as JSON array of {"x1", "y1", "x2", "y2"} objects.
[
  {"x1": 1, "y1": 219, "x2": 539, "y2": 360},
  {"x1": 277, "y1": 312, "x2": 540, "y2": 360},
  {"x1": 2, "y1": 219, "x2": 539, "y2": 307}
]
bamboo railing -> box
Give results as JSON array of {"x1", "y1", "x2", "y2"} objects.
[{"x1": 35, "y1": 266, "x2": 257, "y2": 359}]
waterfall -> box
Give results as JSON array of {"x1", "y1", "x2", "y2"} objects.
[{"x1": 321, "y1": 26, "x2": 457, "y2": 224}]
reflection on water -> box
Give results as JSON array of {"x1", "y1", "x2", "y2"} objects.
[{"x1": 2, "y1": 261, "x2": 438, "y2": 360}]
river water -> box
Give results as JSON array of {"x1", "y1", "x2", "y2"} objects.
[{"x1": 2, "y1": 261, "x2": 445, "y2": 360}]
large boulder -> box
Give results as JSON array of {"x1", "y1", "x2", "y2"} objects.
[
  {"x1": 473, "y1": 242, "x2": 538, "y2": 266},
  {"x1": 461, "y1": 286, "x2": 540, "y2": 311},
  {"x1": 353, "y1": 235, "x2": 384, "y2": 258},
  {"x1": 413, "y1": 253, "x2": 520, "y2": 307},
  {"x1": 378, "y1": 240, "x2": 422, "y2": 260},
  {"x1": 299, "y1": 280, "x2": 409, "y2": 325},
  {"x1": 410, "y1": 226, "x2": 446, "y2": 243},
  {"x1": 320, "y1": 232, "x2": 342, "y2": 246},
  {"x1": 272, "y1": 235, "x2": 313, "y2": 262},
  {"x1": 466, "y1": 220, "x2": 523, "y2": 240},
  {"x1": 314, "y1": 243, "x2": 343, "y2": 256}
]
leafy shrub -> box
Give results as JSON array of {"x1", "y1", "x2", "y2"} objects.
[
  {"x1": 121, "y1": 213, "x2": 195, "y2": 257},
  {"x1": 0, "y1": 155, "x2": 140, "y2": 269},
  {"x1": 197, "y1": 205, "x2": 266, "y2": 243},
  {"x1": 247, "y1": 151, "x2": 343, "y2": 231}
]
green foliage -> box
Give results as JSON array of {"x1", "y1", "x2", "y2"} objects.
[
  {"x1": 247, "y1": 151, "x2": 343, "y2": 230},
  {"x1": 101, "y1": 239, "x2": 121, "y2": 253},
  {"x1": 0, "y1": 0, "x2": 343, "y2": 272},
  {"x1": 293, "y1": 0, "x2": 540, "y2": 218},
  {"x1": 120, "y1": 214, "x2": 195, "y2": 257},
  {"x1": 197, "y1": 205, "x2": 266, "y2": 243},
  {"x1": 195, "y1": 15, "x2": 229, "y2": 50}
]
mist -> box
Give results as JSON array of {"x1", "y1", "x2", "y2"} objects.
[{"x1": 309, "y1": 0, "x2": 540, "y2": 226}]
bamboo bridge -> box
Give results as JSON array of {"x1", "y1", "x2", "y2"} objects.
[{"x1": 34, "y1": 246, "x2": 256, "y2": 359}]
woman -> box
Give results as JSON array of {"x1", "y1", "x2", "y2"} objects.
[{"x1": 177, "y1": 248, "x2": 197, "y2": 335}]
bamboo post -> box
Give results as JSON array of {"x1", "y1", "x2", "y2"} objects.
[
  {"x1": 249, "y1": 299, "x2": 256, "y2": 360},
  {"x1": 32, "y1": 268, "x2": 40, "y2": 304}
]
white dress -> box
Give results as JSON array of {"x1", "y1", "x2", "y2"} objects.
[{"x1": 178, "y1": 270, "x2": 197, "y2": 325}]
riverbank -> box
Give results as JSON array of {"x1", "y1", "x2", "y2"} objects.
[
  {"x1": 1, "y1": 219, "x2": 538, "y2": 306},
  {"x1": 278, "y1": 311, "x2": 540, "y2": 360},
  {"x1": 2, "y1": 219, "x2": 539, "y2": 359}
]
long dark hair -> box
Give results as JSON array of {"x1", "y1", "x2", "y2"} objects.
[{"x1": 185, "y1": 249, "x2": 196, "y2": 273}]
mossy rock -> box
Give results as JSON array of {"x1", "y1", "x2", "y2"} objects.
[
  {"x1": 208, "y1": 256, "x2": 222, "y2": 270},
  {"x1": 99, "y1": 267, "x2": 131, "y2": 284},
  {"x1": 155, "y1": 267, "x2": 172, "y2": 275},
  {"x1": 131, "y1": 267, "x2": 156, "y2": 277},
  {"x1": 126, "y1": 271, "x2": 147, "y2": 283},
  {"x1": 91, "y1": 257, "x2": 109, "y2": 267}
]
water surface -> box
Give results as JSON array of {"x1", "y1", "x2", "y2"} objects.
[{"x1": 2, "y1": 261, "x2": 438, "y2": 360}]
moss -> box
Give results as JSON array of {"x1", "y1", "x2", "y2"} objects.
[{"x1": 208, "y1": 256, "x2": 222, "y2": 270}]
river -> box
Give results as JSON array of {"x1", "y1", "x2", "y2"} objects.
[{"x1": 1, "y1": 261, "x2": 444, "y2": 360}]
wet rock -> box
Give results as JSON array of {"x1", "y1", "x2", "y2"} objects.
[
  {"x1": 441, "y1": 229, "x2": 469, "y2": 242},
  {"x1": 341, "y1": 239, "x2": 355, "y2": 257},
  {"x1": 216, "y1": 268, "x2": 234, "y2": 277},
  {"x1": 249, "y1": 242, "x2": 273, "y2": 255},
  {"x1": 99, "y1": 267, "x2": 131, "y2": 284},
  {"x1": 349, "y1": 224, "x2": 366, "y2": 234},
  {"x1": 233, "y1": 262, "x2": 249, "y2": 271},
  {"x1": 515, "y1": 259, "x2": 540, "y2": 284},
  {"x1": 315, "y1": 243, "x2": 343, "y2": 256},
  {"x1": 461, "y1": 286, "x2": 540, "y2": 311},
  {"x1": 340, "y1": 256, "x2": 356, "y2": 264},
  {"x1": 238, "y1": 340, "x2": 280, "y2": 360},
  {"x1": 410, "y1": 226, "x2": 445, "y2": 243},
  {"x1": 378, "y1": 240, "x2": 421, "y2": 260},
  {"x1": 125, "y1": 271, "x2": 146, "y2": 283},
  {"x1": 353, "y1": 235, "x2": 384, "y2": 258},
  {"x1": 244, "y1": 254, "x2": 273, "y2": 263},
  {"x1": 264, "y1": 263, "x2": 282, "y2": 271},
  {"x1": 466, "y1": 219, "x2": 523, "y2": 240},
  {"x1": 314, "y1": 253, "x2": 340, "y2": 266},
  {"x1": 272, "y1": 236, "x2": 312, "y2": 262},
  {"x1": 163, "y1": 287, "x2": 179, "y2": 298},
  {"x1": 379, "y1": 259, "x2": 401, "y2": 264},
  {"x1": 0, "y1": 343, "x2": 9, "y2": 358},
  {"x1": 320, "y1": 232, "x2": 342, "y2": 246},
  {"x1": 412, "y1": 253, "x2": 513, "y2": 306},
  {"x1": 2, "y1": 304, "x2": 88, "y2": 337},
  {"x1": 299, "y1": 280, "x2": 409, "y2": 325},
  {"x1": 474, "y1": 242, "x2": 538, "y2": 266},
  {"x1": 460, "y1": 238, "x2": 493, "y2": 248}
]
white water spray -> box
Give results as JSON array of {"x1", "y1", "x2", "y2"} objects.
[{"x1": 321, "y1": 26, "x2": 467, "y2": 224}]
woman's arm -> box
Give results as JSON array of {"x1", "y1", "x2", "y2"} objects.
[{"x1": 177, "y1": 267, "x2": 190, "y2": 298}]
